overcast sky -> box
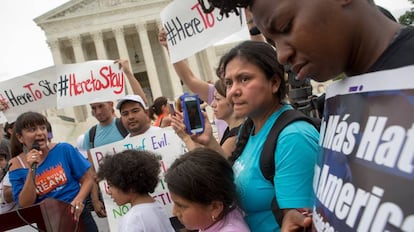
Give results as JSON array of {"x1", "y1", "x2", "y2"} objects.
[{"x1": 0, "y1": 0, "x2": 412, "y2": 82}]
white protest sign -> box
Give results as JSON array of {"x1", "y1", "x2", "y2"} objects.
[
  {"x1": 90, "y1": 128, "x2": 186, "y2": 232},
  {"x1": 0, "y1": 66, "x2": 57, "y2": 122},
  {"x1": 56, "y1": 60, "x2": 125, "y2": 108},
  {"x1": 160, "y1": 0, "x2": 246, "y2": 63},
  {"x1": 313, "y1": 65, "x2": 414, "y2": 231},
  {"x1": 0, "y1": 112, "x2": 7, "y2": 124},
  {"x1": 0, "y1": 61, "x2": 126, "y2": 122}
]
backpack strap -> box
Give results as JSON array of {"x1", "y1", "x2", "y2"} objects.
[
  {"x1": 260, "y1": 109, "x2": 317, "y2": 226},
  {"x1": 115, "y1": 117, "x2": 129, "y2": 137},
  {"x1": 89, "y1": 125, "x2": 97, "y2": 149},
  {"x1": 88, "y1": 118, "x2": 128, "y2": 149}
]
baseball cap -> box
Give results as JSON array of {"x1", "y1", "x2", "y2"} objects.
[{"x1": 116, "y1": 95, "x2": 148, "y2": 110}]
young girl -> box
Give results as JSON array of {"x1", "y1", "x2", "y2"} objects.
[
  {"x1": 97, "y1": 150, "x2": 174, "y2": 232},
  {"x1": 165, "y1": 148, "x2": 250, "y2": 232}
]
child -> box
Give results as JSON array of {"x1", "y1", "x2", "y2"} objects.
[
  {"x1": 0, "y1": 149, "x2": 16, "y2": 213},
  {"x1": 165, "y1": 148, "x2": 250, "y2": 232},
  {"x1": 97, "y1": 150, "x2": 174, "y2": 232}
]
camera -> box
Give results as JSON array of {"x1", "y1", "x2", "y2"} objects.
[
  {"x1": 180, "y1": 93, "x2": 205, "y2": 135},
  {"x1": 286, "y1": 66, "x2": 324, "y2": 119}
]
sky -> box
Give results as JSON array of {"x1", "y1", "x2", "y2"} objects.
[{"x1": 0, "y1": 0, "x2": 413, "y2": 82}]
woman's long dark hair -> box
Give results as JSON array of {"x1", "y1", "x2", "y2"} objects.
[
  {"x1": 216, "y1": 41, "x2": 286, "y2": 163},
  {"x1": 10, "y1": 112, "x2": 48, "y2": 158}
]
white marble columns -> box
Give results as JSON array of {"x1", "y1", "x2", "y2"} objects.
[{"x1": 136, "y1": 23, "x2": 162, "y2": 98}]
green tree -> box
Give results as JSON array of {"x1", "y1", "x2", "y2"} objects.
[{"x1": 399, "y1": 0, "x2": 414, "y2": 25}]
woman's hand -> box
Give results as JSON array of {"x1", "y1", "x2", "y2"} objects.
[
  {"x1": 170, "y1": 112, "x2": 190, "y2": 140},
  {"x1": 281, "y1": 208, "x2": 313, "y2": 232},
  {"x1": 26, "y1": 149, "x2": 42, "y2": 168},
  {"x1": 71, "y1": 200, "x2": 85, "y2": 221}
]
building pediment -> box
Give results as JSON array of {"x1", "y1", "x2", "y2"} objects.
[{"x1": 35, "y1": 0, "x2": 169, "y2": 24}]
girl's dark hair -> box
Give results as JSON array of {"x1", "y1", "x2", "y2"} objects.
[
  {"x1": 149, "y1": 96, "x2": 168, "y2": 120},
  {"x1": 97, "y1": 150, "x2": 160, "y2": 194},
  {"x1": 10, "y1": 112, "x2": 48, "y2": 158},
  {"x1": 216, "y1": 41, "x2": 286, "y2": 163},
  {"x1": 3, "y1": 122, "x2": 15, "y2": 139},
  {"x1": 216, "y1": 40, "x2": 286, "y2": 102},
  {"x1": 214, "y1": 79, "x2": 227, "y2": 97},
  {"x1": 165, "y1": 148, "x2": 237, "y2": 219}
]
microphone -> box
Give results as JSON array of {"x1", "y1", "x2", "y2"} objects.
[{"x1": 31, "y1": 141, "x2": 40, "y2": 173}]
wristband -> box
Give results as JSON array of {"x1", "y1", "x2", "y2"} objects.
[{"x1": 249, "y1": 26, "x2": 261, "y2": 36}]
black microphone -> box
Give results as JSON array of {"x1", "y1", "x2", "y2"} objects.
[{"x1": 31, "y1": 141, "x2": 40, "y2": 172}]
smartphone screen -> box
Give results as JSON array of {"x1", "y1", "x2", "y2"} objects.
[
  {"x1": 184, "y1": 98, "x2": 203, "y2": 131},
  {"x1": 169, "y1": 103, "x2": 176, "y2": 116}
]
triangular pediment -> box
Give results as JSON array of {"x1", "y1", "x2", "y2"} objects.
[{"x1": 35, "y1": 0, "x2": 165, "y2": 24}]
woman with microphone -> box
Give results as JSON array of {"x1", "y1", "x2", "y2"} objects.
[{"x1": 7, "y1": 111, "x2": 98, "y2": 231}]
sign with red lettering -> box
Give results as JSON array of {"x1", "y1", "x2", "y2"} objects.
[
  {"x1": 160, "y1": 0, "x2": 247, "y2": 63},
  {"x1": 56, "y1": 60, "x2": 125, "y2": 108},
  {"x1": 0, "y1": 66, "x2": 57, "y2": 122},
  {"x1": 90, "y1": 128, "x2": 186, "y2": 232},
  {"x1": 0, "y1": 60, "x2": 126, "y2": 122}
]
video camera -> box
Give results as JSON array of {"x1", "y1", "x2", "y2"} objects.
[{"x1": 285, "y1": 66, "x2": 325, "y2": 119}]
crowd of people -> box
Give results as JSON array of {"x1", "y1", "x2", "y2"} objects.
[{"x1": 0, "y1": 1, "x2": 413, "y2": 231}]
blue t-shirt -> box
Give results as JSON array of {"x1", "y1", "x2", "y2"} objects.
[
  {"x1": 10, "y1": 143, "x2": 90, "y2": 204},
  {"x1": 233, "y1": 105, "x2": 319, "y2": 231},
  {"x1": 83, "y1": 118, "x2": 125, "y2": 150}
]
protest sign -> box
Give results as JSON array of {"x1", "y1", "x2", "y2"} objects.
[
  {"x1": 160, "y1": 0, "x2": 246, "y2": 63},
  {"x1": 0, "y1": 60, "x2": 126, "y2": 122},
  {"x1": 0, "y1": 66, "x2": 57, "y2": 122},
  {"x1": 90, "y1": 128, "x2": 186, "y2": 232},
  {"x1": 56, "y1": 60, "x2": 125, "y2": 108},
  {"x1": 313, "y1": 65, "x2": 414, "y2": 231}
]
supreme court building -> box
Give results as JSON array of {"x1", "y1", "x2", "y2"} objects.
[{"x1": 34, "y1": 0, "x2": 232, "y2": 142}]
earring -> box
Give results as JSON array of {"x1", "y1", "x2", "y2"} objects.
[{"x1": 211, "y1": 215, "x2": 216, "y2": 222}]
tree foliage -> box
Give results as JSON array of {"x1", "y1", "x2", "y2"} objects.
[{"x1": 398, "y1": 0, "x2": 414, "y2": 25}]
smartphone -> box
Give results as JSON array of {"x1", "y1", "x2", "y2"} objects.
[
  {"x1": 180, "y1": 93, "x2": 204, "y2": 134},
  {"x1": 169, "y1": 102, "x2": 176, "y2": 116}
]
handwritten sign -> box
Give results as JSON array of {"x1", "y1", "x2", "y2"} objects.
[
  {"x1": 0, "y1": 66, "x2": 57, "y2": 122},
  {"x1": 160, "y1": 0, "x2": 246, "y2": 63},
  {"x1": 56, "y1": 60, "x2": 125, "y2": 108},
  {"x1": 90, "y1": 128, "x2": 186, "y2": 232},
  {"x1": 0, "y1": 60, "x2": 126, "y2": 122},
  {"x1": 313, "y1": 65, "x2": 414, "y2": 231}
]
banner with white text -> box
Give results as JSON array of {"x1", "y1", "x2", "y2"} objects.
[
  {"x1": 90, "y1": 128, "x2": 186, "y2": 232},
  {"x1": 160, "y1": 0, "x2": 246, "y2": 63},
  {"x1": 313, "y1": 65, "x2": 414, "y2": 231}
]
